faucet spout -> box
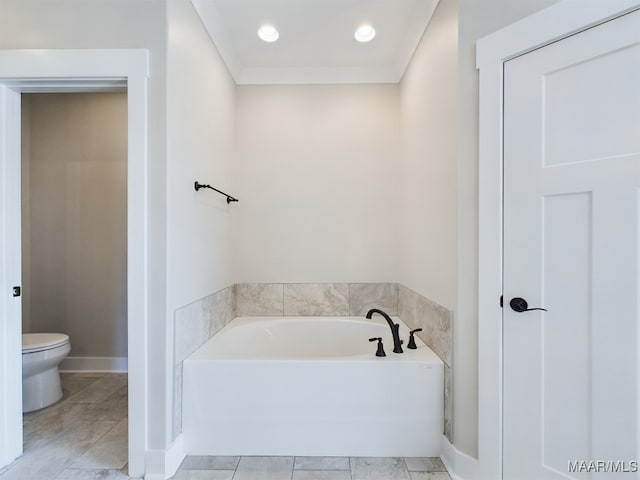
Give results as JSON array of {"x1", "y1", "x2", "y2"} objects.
[{"x1": 365, "y1": 308, "x2": 403, "y2": 354}]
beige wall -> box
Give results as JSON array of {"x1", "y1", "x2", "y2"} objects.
[
  {"x1": 399, "y1": 0, "x2": 458, "y2": 445},
  {"x1": 399, "y1": 0, "x2": 562, "y2": 457},
  {"x1": 399, "y1": 0, "x2": 458, "y2": 311},
  {"x1": 455, "y1": 0, "x2": 562, "y2": 457},
  {"x1": 166, "y1": 0, "x2": 237, "y2": 444},
  {"x1": 233, "y1": 84, "x2": 401, "y2": 283},
  {"x1": 166, "y1": 0, "x2": 236, "y2": 317},
  {"x1": 22, "y1": 93, "x2": 128, "y2": 358}
]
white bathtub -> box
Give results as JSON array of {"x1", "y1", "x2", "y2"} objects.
[{"x1": 182, "y1": 316, "x2": 443, "y2": 457}]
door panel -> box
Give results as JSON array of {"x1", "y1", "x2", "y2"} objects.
[
  {"x1": 0, "y1": 86, "x2": 23, "y2": 466},
  {"x1": 542, "y1": 192, "x2": 592, "y2": 474},
  {"x1": 504, "y1": 9, "x2": 640, "y2": 479},
  {"x1": 544, "y1": 43, "x2": 640, "y2": 167}
]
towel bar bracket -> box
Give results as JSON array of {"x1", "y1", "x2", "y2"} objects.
[{"x1": 194, "y1": 181, "x2": 238, "y2": 204}]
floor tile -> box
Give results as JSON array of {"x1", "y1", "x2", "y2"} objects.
[
  {"x1": 42, "y1": 419, "x2": 118, "y2": 456},
  {"x1": 67, "y1": 375, "x2": 127, "y2": 404},
  {"x1": 293, "y1": 470, "x2": 351, "y2": 480},
  {"x1": 172, "y1": 470, "x2": 235, "y2": 480},
  {"x1": 54, "y1": 468, "x2": 129, "y2": 480},
  {"x1": 71, "y1": 418, "x2": 128, "y2": 469},
  {"x1": 23, "y1": 403, "x2": 93, "y2": 450},
  {"x1": 83, "y1": 386, "x2": 128, "y2": 421},
  {"x1": 2, "y1": 421, "x2": 117, "y2": 480},
  {"x1": 430, "y1": 474, "x2": 452, "y2": 480},
  {"x1": 180, "y1": 456, "x2": 240, "y2": 470},
  {"x1": 28, "y1": 400, "x2": 91, "y2": 426},
  {"x1": 408, "y1": 473, "x2": 451, "y2": 480},
  {"x1": 294, "y1": 457, "x2": 350, "y2": 470},
  {"x1": 3, "y1": 373, "x2": 128, "y2": 480},
  {"x1": 350, "y1": 457, "x2": 410, "y2": 480},
  {"x1": 60, "y1": 374, "x2": 104, "y2": 397},
  {"x1": 404, "y1": 457, "x2": 447, "y2": 472},
  {"x1": 233, "y1": 457, "x2": 294, "y2": 480}
]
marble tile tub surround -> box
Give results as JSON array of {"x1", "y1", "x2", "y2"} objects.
[
  {"x1": 284, "y1": 283, "x2": 349, "y2": 316},
  {"x1": 173, "y1": 282, "x2": 452, "y2": 441},
  {"x1": 349, "y1": 282, "x2": 398, "y2": 315},
  {"x1": 398, "y1": 285, "x2": 452, "y2": 366},
  {"x1": 236, "y1": 282, "x2": 284, "y2": 316},
  {"x1": 173, "y1": 284, "x2": 236, "y2": 439},
  {"x1": 235, "y1": 282, "x2": 399, "y2": 317},
  {"x1": 398, "y1": 283, "x2": 454, "y2": 442},
  {"x1": 174, "y1": 285, "x2": 236, "y2": 365}
]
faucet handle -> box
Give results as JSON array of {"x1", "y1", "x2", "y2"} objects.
[
  {"x1": 408, "y1": 328, "x2": 423, "y2": 349},
  {"x1": 368, "y1": 337, "x2": 386, "y2": 357}
]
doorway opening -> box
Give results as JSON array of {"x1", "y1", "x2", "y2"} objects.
[
  {"x1": 22, "y1": 92, "x2": 128, "y2": 371},
  {"x1": 0, "y1": 49, "x2": 149, "y2": 478},
  {"x1": 18, "y1": 91, "x2": 129, "y2": 476}
]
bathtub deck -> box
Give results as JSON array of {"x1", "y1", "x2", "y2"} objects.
[{"x1": 183, "y1": 316, "x2": 444, "y2": 458}]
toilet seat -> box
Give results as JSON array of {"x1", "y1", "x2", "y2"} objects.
[{"x1": 22, "y1": 333, "x2": 70, "y2": 354}]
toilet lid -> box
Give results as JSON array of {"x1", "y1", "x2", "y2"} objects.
[{"x1": 22, "y1": 333, "x2": 70, "y2": 354}]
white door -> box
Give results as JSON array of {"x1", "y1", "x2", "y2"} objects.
[
  {"x1": 503, "y1": 9, "x2": 640, "y2": 479},
  {"x1": 0, "y1": 86, "x2": 23, "y2": 466}
]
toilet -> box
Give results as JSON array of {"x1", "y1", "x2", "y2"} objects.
[{"x1": 22, "y1": 333, "x2": 71, "y2": 412}]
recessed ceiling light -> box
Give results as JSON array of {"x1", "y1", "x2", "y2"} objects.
[
  {"x1": 258, "y1": 24, "x2": 279, "y2": 43},
  {"x1": 355, "y1": 24, "x2": 376, "y2": 43}
]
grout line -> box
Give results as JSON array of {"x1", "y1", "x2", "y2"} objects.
[
  {"x1": 230, "y1": 457, "x2": 238, "y2": 480},
  {"x1": 402, "y1": 457, "x2": 410, "y2": 479}
]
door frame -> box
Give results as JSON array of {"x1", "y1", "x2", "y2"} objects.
[
  {"x1": 475, "y1": 1, "x2": 640, "y2": 478},
  {"x1": 0, "y1": 49, "x2": 149, "y2": 477}
]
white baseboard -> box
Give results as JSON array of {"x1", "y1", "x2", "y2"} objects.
[
  {"x1": 441, "y1": 435, "x2": 478, "y2": 480},
  {"x1": 60, "y1": 356, "x2": 128, "y2": 373},
  {"x1": 145, "y1": 434, "x2": 185, "y2": 480}
]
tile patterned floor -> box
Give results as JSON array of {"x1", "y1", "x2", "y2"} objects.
[
  {"x1": 1, "y1": 372, "x2": 451, "y2": 480},
  {"x1": 172, "y1": 456, "x2": 451, "y2": 480},
  {"x1": 0, "y1": 372, "x2": 131, "y2": 480}
]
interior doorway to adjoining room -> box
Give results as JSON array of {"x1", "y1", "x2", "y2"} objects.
[{"x1": 0, "y1": 49, "x2": 149, "y2": 477}]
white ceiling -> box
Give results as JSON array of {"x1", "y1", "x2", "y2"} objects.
[{"x1": 191, "y1": 0, "x2": 440, "y2": 85}]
